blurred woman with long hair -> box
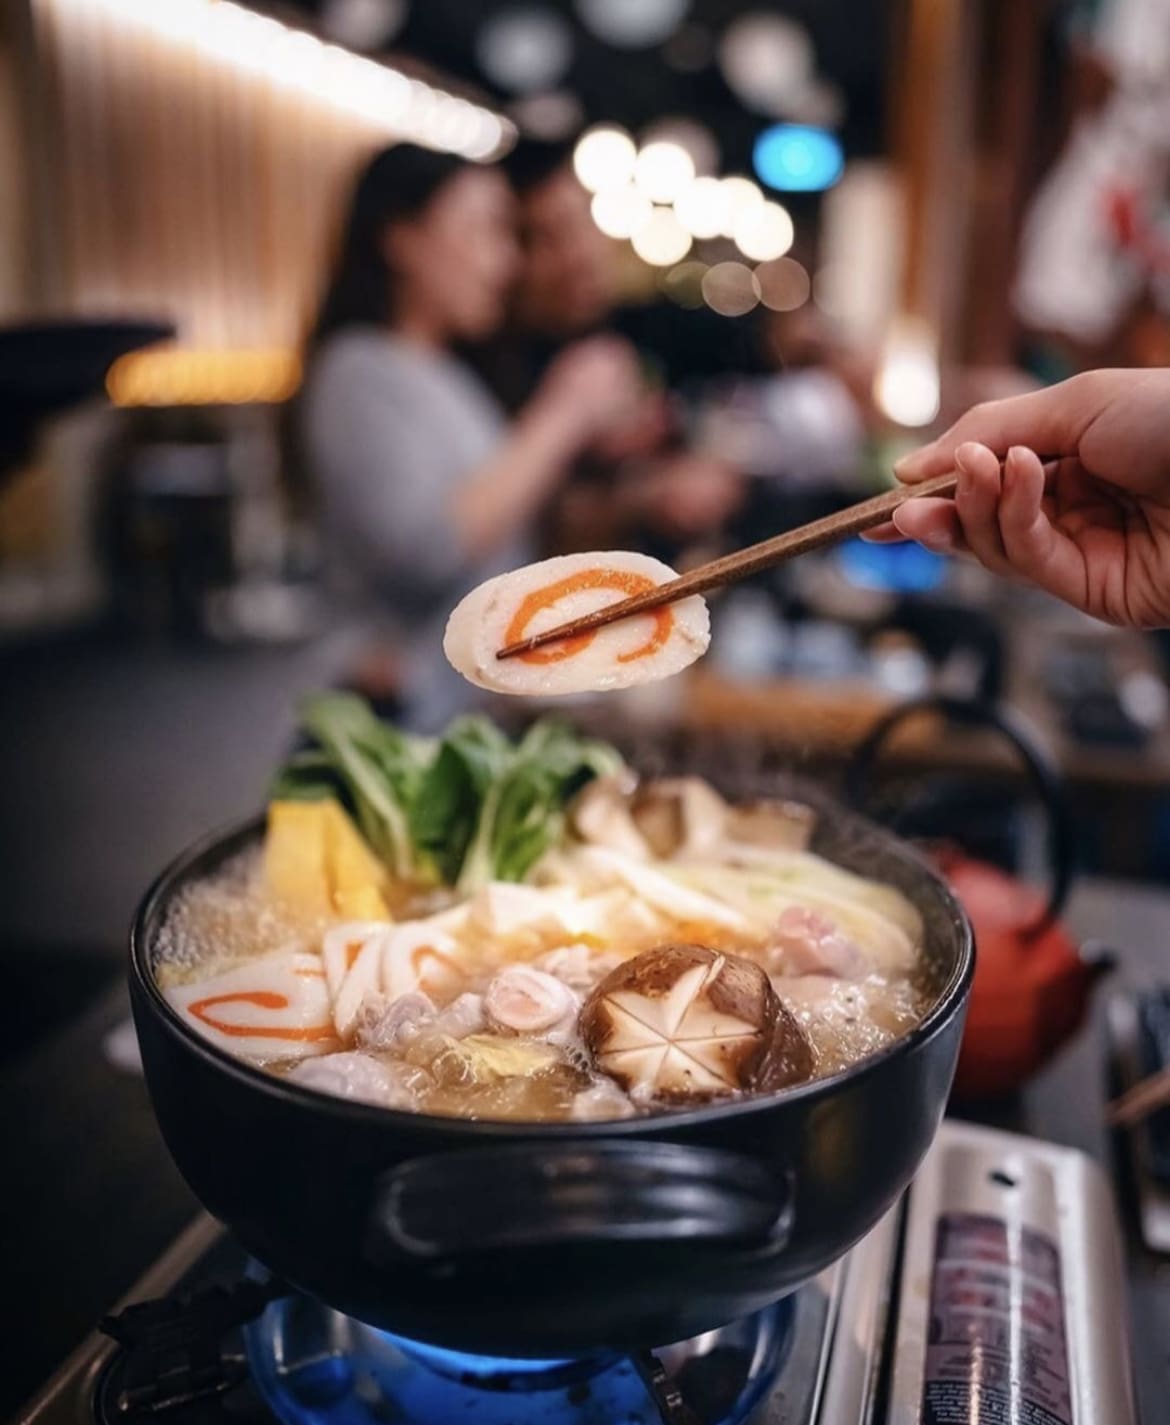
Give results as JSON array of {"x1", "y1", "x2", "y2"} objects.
[{"x1": 298, "y1": 143, "x2": 635, "y2": 725}]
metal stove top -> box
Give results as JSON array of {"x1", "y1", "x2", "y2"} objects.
[{"x1": 14, "y1": 1122, "x2": 1137, "y2": 1425}]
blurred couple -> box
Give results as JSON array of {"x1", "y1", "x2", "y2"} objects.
[{"x1": 294, "y1": 140, "x2": 743, "y2": 727}]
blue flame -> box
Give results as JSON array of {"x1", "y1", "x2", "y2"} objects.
[{"x1": 382, "y1": 1331, "x2": 587, "y2": 1385}]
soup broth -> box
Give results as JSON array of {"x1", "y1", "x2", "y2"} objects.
[{"x1": 156, "y1": 771, "x2": 934, "y2": 1122}]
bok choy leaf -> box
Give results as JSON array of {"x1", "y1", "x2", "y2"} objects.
[
  {"x1": 272, "y1": 692, "x2": 433, "y2": 881},
  {"x1": 271, "y1": 695, "x2": 623, "y2": 890}
]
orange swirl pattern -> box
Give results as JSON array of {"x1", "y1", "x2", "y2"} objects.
[
  {"x1": 188, "y1": 991, "x2": 335, "y2": 1042},
  {"x1": 504, "y1": 568, "x2": 673, "y2": 666}
]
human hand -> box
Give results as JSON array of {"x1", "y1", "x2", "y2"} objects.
[
  {"x1": 535, "y1": 335, "x2": 644, "y2": 448},
  {"x1": 869, "y1": 368, "x2": 1170, "y2": 628}
]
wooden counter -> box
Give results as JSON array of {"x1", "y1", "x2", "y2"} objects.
[{"x1": 669, "y1": 625, "x2": 1170, "y2": 793}]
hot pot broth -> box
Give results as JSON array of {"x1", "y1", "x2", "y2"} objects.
[{"x1": 155, "y1": 699, "x2": 933, "y2": 1123}]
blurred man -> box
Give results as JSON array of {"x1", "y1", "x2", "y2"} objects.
[{"x1": 471, "y1": 140, "x2": 747, "y2": 557}]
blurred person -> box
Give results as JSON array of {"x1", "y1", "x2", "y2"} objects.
[
  {"x1": 503, "y1": 142, "x2": 766, "y2": 389},
  {"x1": 869, "y1": 368, "x2": 1170, "y2": 628},
  {"x1": 297, "y1": 144, "x2": 640, "y2": 725},
  {"x1": 472, "y1": 141, "x2": 746, "y2": 556}
]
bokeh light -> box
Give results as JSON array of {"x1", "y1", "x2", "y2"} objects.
[
  {"x1": 719, "y1": 13, "x2": 813, "y2": 115},
  {"x1": 576, "y1": 0, "x2": 690, "y2": 49},
  {"x1": 755, "y1": 256, "x2": 811, "y2": 311},
  {"x1": 702, "y1": 262, "x2": 761, "y2": 317},
  {"x1": 733, "y1": 200, "x2": 794, "y2": 261},
  {"x1": 660, "y1": 261, "x2": 707, "y2": 308},
  {"x1": 319, "y1": 0, "x2": 407, "y2": 51},
  {"x1": 573, "y1": 124, "x2": 637, "y2": 193},
  {"x1": 639, "y1": 116, "x2": 718, "y2": 176},
  {"x1": 631, "y1": 208, "x2": 693, "y2": 266},
  {"x1": 634, "y1": 140, "x2": 695, "y2": 204},
  {"x1": 673, "y1": 175, "x2": 729, "y2": 239},
  {"x1": 107, "y1": 349, "x2": 302, "y2": 407},
  {"x1": 874, "y1": 319, "x2": 941, "y2": 428},
  {"x1": 591, "y1": 185, "x2": 653, "y2": 239},
  {"x1": 61, "y1": 0, "x2": 514, "y2": 160},
  {"x1": 476, "y1": 7, "x2": 573, "y2": 94},
  {"x1": 718, "y1": 175, "x2": 764, "y2": 237},
  {"x1": 753, "y1": 124, "x2": 844, "y2": 192}
]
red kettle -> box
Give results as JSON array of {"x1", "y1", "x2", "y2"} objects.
[{"x1": 846, "y1": 695, "x2": 1111, "y2": 1100}]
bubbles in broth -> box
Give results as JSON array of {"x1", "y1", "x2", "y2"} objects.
[{"x1": 155, "y1": 789, "x2": 936, "y2": 1124}]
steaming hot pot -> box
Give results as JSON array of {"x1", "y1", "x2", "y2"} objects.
[{"x1": 129, "y1": 792, "x2": 973, "y2": 1357}]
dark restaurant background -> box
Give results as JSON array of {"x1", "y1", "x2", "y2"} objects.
[{"x1": 2, "y1": 0, "x2": 1170, "y2": 1416}]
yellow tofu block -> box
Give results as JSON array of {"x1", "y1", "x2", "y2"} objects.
[
  {"x1": 322, "y1": 801, "x2": 390, "y2": 916},
  {"x1": 265, "y1": 799, "x2": 392, "y2": 922},
  {"x1": 265, "y1": 801, "x2": 332, "y2": 916},
  {"x1": 265, "y1": 798, "x2": 393, "y2": 917},
  {"x1": 334, "y1": 883, "x2": 391, "y2": 921}
]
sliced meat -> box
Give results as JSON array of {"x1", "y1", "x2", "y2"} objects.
[{"x1": 769, "y1": 906, "x2": 872, "y2": 979}]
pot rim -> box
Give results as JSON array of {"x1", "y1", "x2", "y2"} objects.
[{"x1": 130, "y1": 811, "x2": 974, "y2": 1137}]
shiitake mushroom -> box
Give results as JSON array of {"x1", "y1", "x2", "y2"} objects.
[{"x1": 580, "y1": 943, "x2": 813, "y2": 1102}]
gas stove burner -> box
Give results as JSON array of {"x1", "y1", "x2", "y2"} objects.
[
  {"x1": 244, "y1": 1292, "x2": 795, "y2": 1425},
  {"x1": 16, "y1": 1123, "x2": 1138, "y2": 1425}
]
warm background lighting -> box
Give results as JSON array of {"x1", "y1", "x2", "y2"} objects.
[
  {"x1": 573, "y1": 125, "x2": 638, "y2": 193},
  {"x1": 32, "y1": 0, "x2": 515, "y2": 365},
  {"x1": 634, "y1": 141, "x2": 696, "y2": 205},
  {"x1": 639, "y1": 116, "x2": 719, "y2": 177},
  {"x1": 631, "y1": 208, "x2": 693, "y2": 266},
  {"x1": 48, "y1": 0, "x2": 512, "y2": 161},
  {"x1": 106, "y1": 349, "x2": 303, "y2": 407},
  {"x1": 733, "y1": 201, "x2": 795, "y2": 262},
  {"x1": 591, "y1": 186, "x2": 653, "y2": 240},
  {"x1": 673, "y1": 176, "x2": 729, "y2": 240},
  {"x1": 873, "y1": 318, "x2": 941, "y2": 428},
  {"x1": 719, "y1": 176, "x2": 765, "y2": 237},
  {"x1": 755, "y1": 256, "x2": 811, "y2": 312},
  {"x1": 701, "y1": 262, "x2": 761, "y2": 317}
]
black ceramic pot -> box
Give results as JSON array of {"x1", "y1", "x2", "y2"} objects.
[{"x1": 129, "y1": 804, "x2": 972, "y2": 1356}]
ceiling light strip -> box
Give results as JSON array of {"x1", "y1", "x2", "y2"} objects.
[{"x1": 42, "y1": 0, "x2": 515, "y2": 161}]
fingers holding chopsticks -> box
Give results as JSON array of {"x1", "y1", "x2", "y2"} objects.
[
  {"x1": 866, "y1": 442, "x2": 1089, "y2": 605},
  {"x1": 862, "y1": 379, "x2": 1082, "y2": 556},
  {"x1": 898, "y1": 441, "x2": 1021, "y2": 570},
  {"x1": 862, "y1": 439, "x2": 1007, "y2": 556}
]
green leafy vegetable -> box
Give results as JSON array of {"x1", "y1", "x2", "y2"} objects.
[
  {"x1": 271, "y1": 695, "x2": 623, "y2": 890},
  {"x1": 409, "y1": 717, "x2": 512, "y2": 886},
  {"x1": 271, "y1": 693, "x2": 434, "y2": 881},
  {"x1": 459, "y1": 721, "x2": 623, "y2": 892}
]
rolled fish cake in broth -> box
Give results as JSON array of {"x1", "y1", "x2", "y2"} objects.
[
  {"x1": 155, "y1": 704, "x2": 936, "y2": 1123},
  {"x1": 443, "y1": 551, "x2": 710, "y2": 696}
]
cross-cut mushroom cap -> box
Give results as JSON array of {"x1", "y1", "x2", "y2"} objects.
[{"x1": 580, "y1": 943, "x2": 813, "y2": 1100}]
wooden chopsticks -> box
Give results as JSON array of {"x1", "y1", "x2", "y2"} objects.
[{"x1": 496, "y1": 471, "x2": 959, "y2": 661}]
